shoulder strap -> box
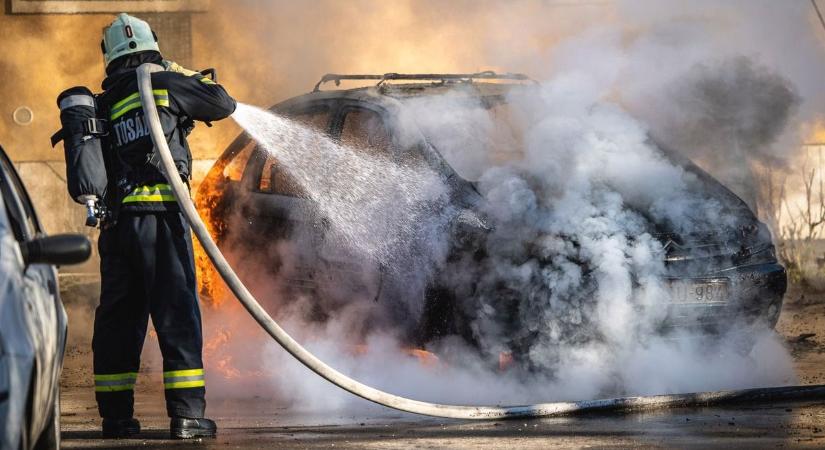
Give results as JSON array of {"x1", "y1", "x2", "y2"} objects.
[{"x1": 50, "y1": 129, "x2": 64, "y2": 148}]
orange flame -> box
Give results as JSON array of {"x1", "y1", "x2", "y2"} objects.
[
  {"x1": 348, "y1": 345, "x2": 441, "y2": 368},
  {"x1": 193, "y1": 178, "x2": 232, "y2": 307},
  {"x1": 498, "y1": 351, "x2": 514, "y2": 372},
  {"x1": 807, "y1": 120, "x2": 825, "y2": 144},
  {"x1": 202, "y1": 328, "x2": 241, "y2": 379}
]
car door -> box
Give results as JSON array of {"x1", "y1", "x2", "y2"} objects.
[
  {"x1": 214, "y1": 102, "x2": 334, "y2": 295},
  {"x1": 238, "y1": 102, "x2": 392, "y2": 301},
  {"x1": 0, "y1": 165, "x2": 31, "y2": 450},
  {"x1": 241, "y1": 101, "x2": 333, "y2": 234},
  {"x1": 0, "y1": 148, "x2": 62, "y2": 445},
  {"x1": 310, "y1": 103, "x2": 399, "y2": 301}
]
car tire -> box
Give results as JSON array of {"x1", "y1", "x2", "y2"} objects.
[{"x1": 33, "y1": 384, "x2": 59, "y2": 450}]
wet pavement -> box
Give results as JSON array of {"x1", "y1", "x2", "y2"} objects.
[
  {"x1": 59, "y1": 387, "x2": 825, "y2": 449},
  {"x1": 58, "y1": 277, "x2": 825, "y2": 449}
]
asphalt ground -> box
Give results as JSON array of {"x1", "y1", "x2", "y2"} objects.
[
  {"x1": 57, "y1": 276, "x2": 825, "y2": 449},
  {"x1": 59, "y1": 387, "x2": 825, "y2": 449}
]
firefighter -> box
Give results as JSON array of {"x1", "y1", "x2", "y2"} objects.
[{"x1": 90, "y1": 13, "x2": 236, "y2": 439}]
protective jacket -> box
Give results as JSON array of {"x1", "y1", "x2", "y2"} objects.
[{"x1": 97, "y1": 64, "x2": 236, "y2": 212}]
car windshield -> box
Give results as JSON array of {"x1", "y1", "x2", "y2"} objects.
[{"x1": 399, "y1": 90, "x2": 529, "y2": 181}]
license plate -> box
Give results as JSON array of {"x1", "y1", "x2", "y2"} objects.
[{"x1": 666, "y1": 278, "x2": 730, "y2": 304}]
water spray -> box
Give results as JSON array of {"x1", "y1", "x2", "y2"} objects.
[{"x1": 136, "y1": 63, "x2": 825, "y2": 420}]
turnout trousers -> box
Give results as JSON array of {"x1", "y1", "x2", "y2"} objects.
[{"x1": 92, "y1": 211, "x2": 205, "y2": 419}]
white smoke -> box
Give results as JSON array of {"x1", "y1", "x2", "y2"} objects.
[
  {"x1": 403, "y1": 74, "x2": 793, "y2": 392},
  {"x1": 215, "y1": 80, "x2": 796, "y2": 414},
  {"x1": 540, "y1": 1, "x2": 805, "y2": 209},
  {"x1": 203, "y1": 2, "x2": 809, "y2": 416}
]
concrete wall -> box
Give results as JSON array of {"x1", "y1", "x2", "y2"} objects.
[
  {"x1": 0, "y1": 6, "x2": 241, "y2": 274},
  {"x1": 0, "y1": 9, "x2": 243, "y2": 163},
  {"x1": 1, "y1": 1, "x2": 596, "y2": 159},
  {"x1": 1, "y1": 1, "x2": 598, "y2": 275}
]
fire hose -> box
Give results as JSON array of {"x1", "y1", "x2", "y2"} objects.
[{"x1": 136, "y1": 63, "x2": 825, "y2": 420}]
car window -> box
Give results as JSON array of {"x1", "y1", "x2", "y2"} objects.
[
  {"x1": 0, "y1": 154, "x2": 38, "y2": 241},
  {"x1": 258, "y1": 106, "x2": 330, "y2": 197},
  {"x1": 340, "y1": 108, "x2": 391, "y2": 156},
  {"x1": 293, "y1": 106, "x2": 331, "y2": 132},
  {"x1": 258, "y1": 157, "x2": 306, "y2": 197},
  {"x1": 223, "y1": 139, "x2": 256, "y2": 182}
]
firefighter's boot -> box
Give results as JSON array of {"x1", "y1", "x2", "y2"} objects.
[
  {"x1": 170, "y1": 417, "x2": 217, "y2": 439},
  {"x1": 102, "y1": 417, "x2": 141, "y2": 439}
]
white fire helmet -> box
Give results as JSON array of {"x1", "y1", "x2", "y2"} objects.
[{"x1": 101, "y1": 13, "x2": 160, "y2": 68}]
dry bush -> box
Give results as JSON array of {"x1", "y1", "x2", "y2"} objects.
[{"x1": 756, "y1": 149, "x2": 825, "y2": 290}]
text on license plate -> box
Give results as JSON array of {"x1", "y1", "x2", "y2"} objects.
[{"x1": 667, "y1": 279, "x2": 730, "y2": 304}]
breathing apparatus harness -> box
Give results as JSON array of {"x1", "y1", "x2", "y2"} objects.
[
  {"x1": 111, "y1": 65, "x2": 217, "y2": 210},
  {"x1": 52, "y1": 64, "x2": 218, "y2": 228}
]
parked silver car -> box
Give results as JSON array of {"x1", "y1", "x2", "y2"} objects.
[{"x1": 0, "y1": 144, "x2": 90, "y2": 450}]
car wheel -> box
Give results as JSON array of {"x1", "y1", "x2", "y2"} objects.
[{"x1": 33, "y1": 384, "x2": 59, "y2": 450}]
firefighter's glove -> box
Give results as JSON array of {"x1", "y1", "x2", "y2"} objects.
[{"x1": 162, "y1": 60, "x2": 200, "y2": 77}]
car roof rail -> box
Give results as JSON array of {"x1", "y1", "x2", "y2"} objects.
[{"x1": 312, "y1": 71, "x2": 534, "y2": 92}]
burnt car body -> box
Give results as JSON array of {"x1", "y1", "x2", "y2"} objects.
[
  {"x1": 0, "y1": 144, "x2": 91, "y2": 449},
  {"x1": 198, "y1": 72, "x2": 786, "y2": 352}
]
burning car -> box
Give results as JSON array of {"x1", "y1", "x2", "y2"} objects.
[{"x1": 197, "y1": 72, "x2": 786, "y2": 360}]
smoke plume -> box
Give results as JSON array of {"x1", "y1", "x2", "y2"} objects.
[{"x1": 195, "y1": 0, "x2": 821, "y2": 415}]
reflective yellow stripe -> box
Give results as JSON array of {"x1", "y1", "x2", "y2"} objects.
[
  {"x1": 112, "y1": 92, "x2": 140, "y2": 110},
  {"x1": 110, "y1": 96, "x2": 169, "y2": 120},
  {"x1": 94, "y1": 372, "x2": 138, "y2": 381},
  {"x1": 164, "y1": 380, "x2": 206, "y2": 389},
  {"x1": 199, "y1": 77, "x2": 216, "y2": 85},
  {"x1": 110, "y1": 101, "x2": 139, "y2": 120},
  {"x1": 110, "y1": 89, "x2": 170, "y2": 120},
  {"x1": 163, "y1": 368, "x2": 205, "y2": 389},
  {"x1": 134, "y1": 183, "x2": 172, "y2": 190},
  {"x1": 111, "y1": 89, "x2": 167, "y2": 109},
  {"x1": 110, "y1": 90, "x2": 168, "y2": 113},
  {"x1": 123, "y1": 194, "x2": 177, "y2": 203},
  {"x1": 122, "y1": 183, "x2": 177, "y2": 204},
  {"x1": 163, "y1": 368, "x2": 204, "y2": 378},
  {"x1": 95, "y1": 384, "x2": 135, "y2": 392},
  {"x1": 94, "y1": 372, "x2": 137, "y2": 392}
]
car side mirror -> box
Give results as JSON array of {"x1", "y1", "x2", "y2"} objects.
[{"x1": 21, "y1": 234, "x2": 91, "y2": 266}]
